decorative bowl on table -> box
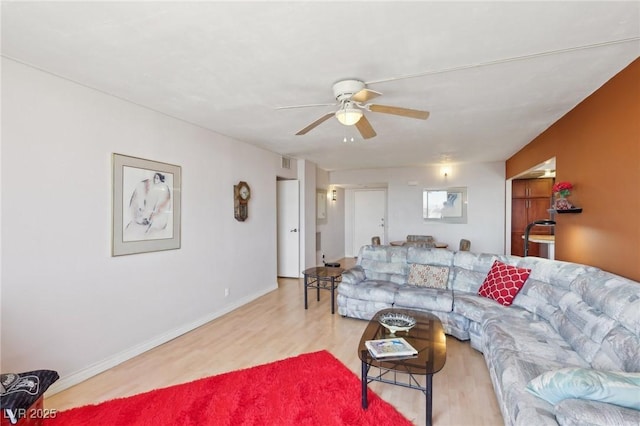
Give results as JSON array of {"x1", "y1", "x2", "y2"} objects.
[{"x1": 378, "y1": 312, "x2": 416, "y2": 334}]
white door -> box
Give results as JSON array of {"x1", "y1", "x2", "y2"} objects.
[
  {"x1": 277, "y1": 180, "x2": 300, "y2": 277},
  {"x1": 353, "y1": 190, "x2": 386, "y2": 255}
]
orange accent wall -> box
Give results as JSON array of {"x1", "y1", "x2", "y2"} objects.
[{"x1": 506, "y1": 58, "x2": 640, "y2": 281}]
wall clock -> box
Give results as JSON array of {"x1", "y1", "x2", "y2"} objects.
[{"x1": 234, "y1": 181, "x2": 251, "y2": 221}]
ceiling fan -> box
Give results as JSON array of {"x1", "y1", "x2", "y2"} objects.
[{"x1": 277, "y1": 79, "x2": 430, "y2": 139}]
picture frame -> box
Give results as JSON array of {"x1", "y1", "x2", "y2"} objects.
[
  {"x1": 112, "y1": 153, "x2": 181, "y2": 256},
  {"x1": 423, "y1": 187, "x2": 467, "y2": 223}
]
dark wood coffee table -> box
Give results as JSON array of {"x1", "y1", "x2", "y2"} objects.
[
  {"x1": 302, "y1": 266, "x2": 344, "y2": 314},
  {"x1": 359, "y1": 308, "x2": 447, "y2": 426}
]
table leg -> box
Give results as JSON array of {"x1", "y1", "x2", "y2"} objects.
[
  {"x1": 361, "y1": 357, "x2": 369, "y2": 409},
  {"x1": 304, "y1": 274, "x2": 308, "y2": 309},
  {"x1": 316, "y1": 278, "x2": 320, "y2": 301},
  {"x1": 426, "y1": 373, "x2": 433, "y2": 426},
  {"x1": 330, "y1": 277, "x2": 335, "y2": 314}
]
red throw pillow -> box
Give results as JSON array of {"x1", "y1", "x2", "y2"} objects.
[{"x1": 478, "y1": 260, "x2": 531, "y2": 306}]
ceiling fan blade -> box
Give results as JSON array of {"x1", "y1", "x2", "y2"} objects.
[
  {"x1": 295, "y1": 112, "x2": 335, "y2": 135},
  {"x1": 351, "y1": 88, "x2": 381, "y2": 103},
  {"x1": 276, "y1": 102, "x2": 336, "y2": 110},
  {"x1": 368, "y1": 104, "x2": 430, "y2": 120},
  {"x1": 355, "y1": 115, "x2": 376, "y2": 139}
]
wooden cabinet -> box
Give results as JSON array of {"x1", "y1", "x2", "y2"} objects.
[
  {"x1": 512, "y1": 178, "x2": 553, "y2": 198},
  {"x1": 511, "y1": 178, "x2": 553, "y2": 257}
]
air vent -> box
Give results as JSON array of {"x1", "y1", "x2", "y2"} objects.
[{"x1": 281, "y1": 156, "x2": 291, "y2": 169}]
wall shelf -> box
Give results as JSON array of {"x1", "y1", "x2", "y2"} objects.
[{"x1": 551, "y1": 208, "x2": 583, "y2": 214}]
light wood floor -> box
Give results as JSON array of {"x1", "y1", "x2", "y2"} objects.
[{"x1": 46, "y1": 258, "x2": 503, "y2": 426}]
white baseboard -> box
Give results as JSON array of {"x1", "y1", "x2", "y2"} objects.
[{"x1": 46, "y1": 284, "x2": 278, "y2": 396}]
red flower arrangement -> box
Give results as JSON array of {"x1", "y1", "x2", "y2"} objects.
[{"x1": 552, "y1": 181, "x2": 573, "y2": 198}]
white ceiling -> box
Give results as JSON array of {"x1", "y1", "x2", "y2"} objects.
[{"x1": 2, "y1": 2, "x2": 639, "y2": 171}]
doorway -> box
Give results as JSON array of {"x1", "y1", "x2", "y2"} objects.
[{"x1": 506, "y1": 157, "x2": 555, "y2": 257}]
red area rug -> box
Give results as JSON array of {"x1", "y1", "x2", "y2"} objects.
[{"x1": 46, "y1": 350, "x2": 412, "y2": 425}]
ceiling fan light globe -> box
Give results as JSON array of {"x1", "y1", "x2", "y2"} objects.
[{"x1": 335, "y1": 108, "x2": 363, "y2": 126}]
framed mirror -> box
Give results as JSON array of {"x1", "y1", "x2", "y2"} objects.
[
  {"x1": 317, "y1": 190, "x2": 327, "y2": 220},
  {"x1": 423, "y1": 187, "x2": 467, "y2": 223}
]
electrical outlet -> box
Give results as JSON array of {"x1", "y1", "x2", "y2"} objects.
[{"x1": 224, "y1": 288, "x2": 230, "y2": 297}]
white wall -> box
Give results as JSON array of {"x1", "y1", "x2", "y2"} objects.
[
  {"x1": 316, "y1": 169, "x2": 345, "y2": 264},
  {"x1": 0, "y1": 59, "x2": 293, "y2": 392},
  {"x1": 331, "y1": 162, "x2": 506, "y2": 254}
]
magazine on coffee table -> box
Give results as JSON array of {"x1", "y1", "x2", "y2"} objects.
[{"x1": 365, "y1": 337, "x2": 418, "y2": 359}]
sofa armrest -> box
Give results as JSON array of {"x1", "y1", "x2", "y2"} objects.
[{"x1": 341, "y1": 266, "x2": 366, "y2": 285}]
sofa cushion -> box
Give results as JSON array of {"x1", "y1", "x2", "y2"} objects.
[
  {"x1": 571, "y1": 271, "x2": 640, "y2": 337},
  {"x1": 551, "y1": 271, "x2": 640, "y2": 372},
  {"x1": 450, "y1": 267, "x2": 488, "y2": 293},
  {"x1": 551, "y1": 292, "x2": 617, "y2": 365},
  {"x1": 481, "y1": 316, "x2": 592, "y2": 425},
  {"x1": 449, "y1": 251, "x2": 515, "y2": 293},
  {"x1": 482, "y1": 316, "x2": 589, "y2": 368},
  {"x1": 454, "y1": 292, "x2": 531, "y2": 324},
  {"x1": 336, "y1": 294, "x2": 392, "y2": 321},
  {"x1": 340, "y1": 265, "x2": 366, "y2": 285},
  {"x1": 407, "y1": 264, "x2": 449, "y2": 288},
  {"x1": 358, "y1": 245, "x2": 409, "y2": 285},
  {"x1": 484, "y1": 347, "x2": 571, "y2": 425},
  {"x1": 526, "y1": 368, "x2": 640, "y2": 410},
  {"x1": 515, "y1": 256, "x2": 599, "y2": 290},
  {"x1": 337, "y1": 279, "x2": 398, "y2": 304},
  {"x1": 452, "y1": 251, "x2": 505, "y2": 272},
  {"x1": 554, "y1": 398, "x2": 640, "y2": 426},
  {"x1": 478, "y1": 260, "x2": 531, "y2": 306},
  {"x1": 511, "y1": 278, "x2": 567, "y2": 322},
  {"x1": 591, "y1": 325, "x2": 640, "y2": 372},
  {"x1": 407, "y1": 246, "x2": 454, "y2": 266},
  {"x1": 394, "y1": 286, "x2": 453, "y2": 312},
  {"x1": 570, "y1": 271, "x2": 640, "y2": 372}
]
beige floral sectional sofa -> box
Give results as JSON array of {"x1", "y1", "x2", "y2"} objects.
[{"x1": 337, "y1": 245, "x2": 640, "y2": 426}]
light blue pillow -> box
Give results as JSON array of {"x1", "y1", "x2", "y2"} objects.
[{"x1": 526, "y1": 368, "x2": 640, "y2": 410}]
